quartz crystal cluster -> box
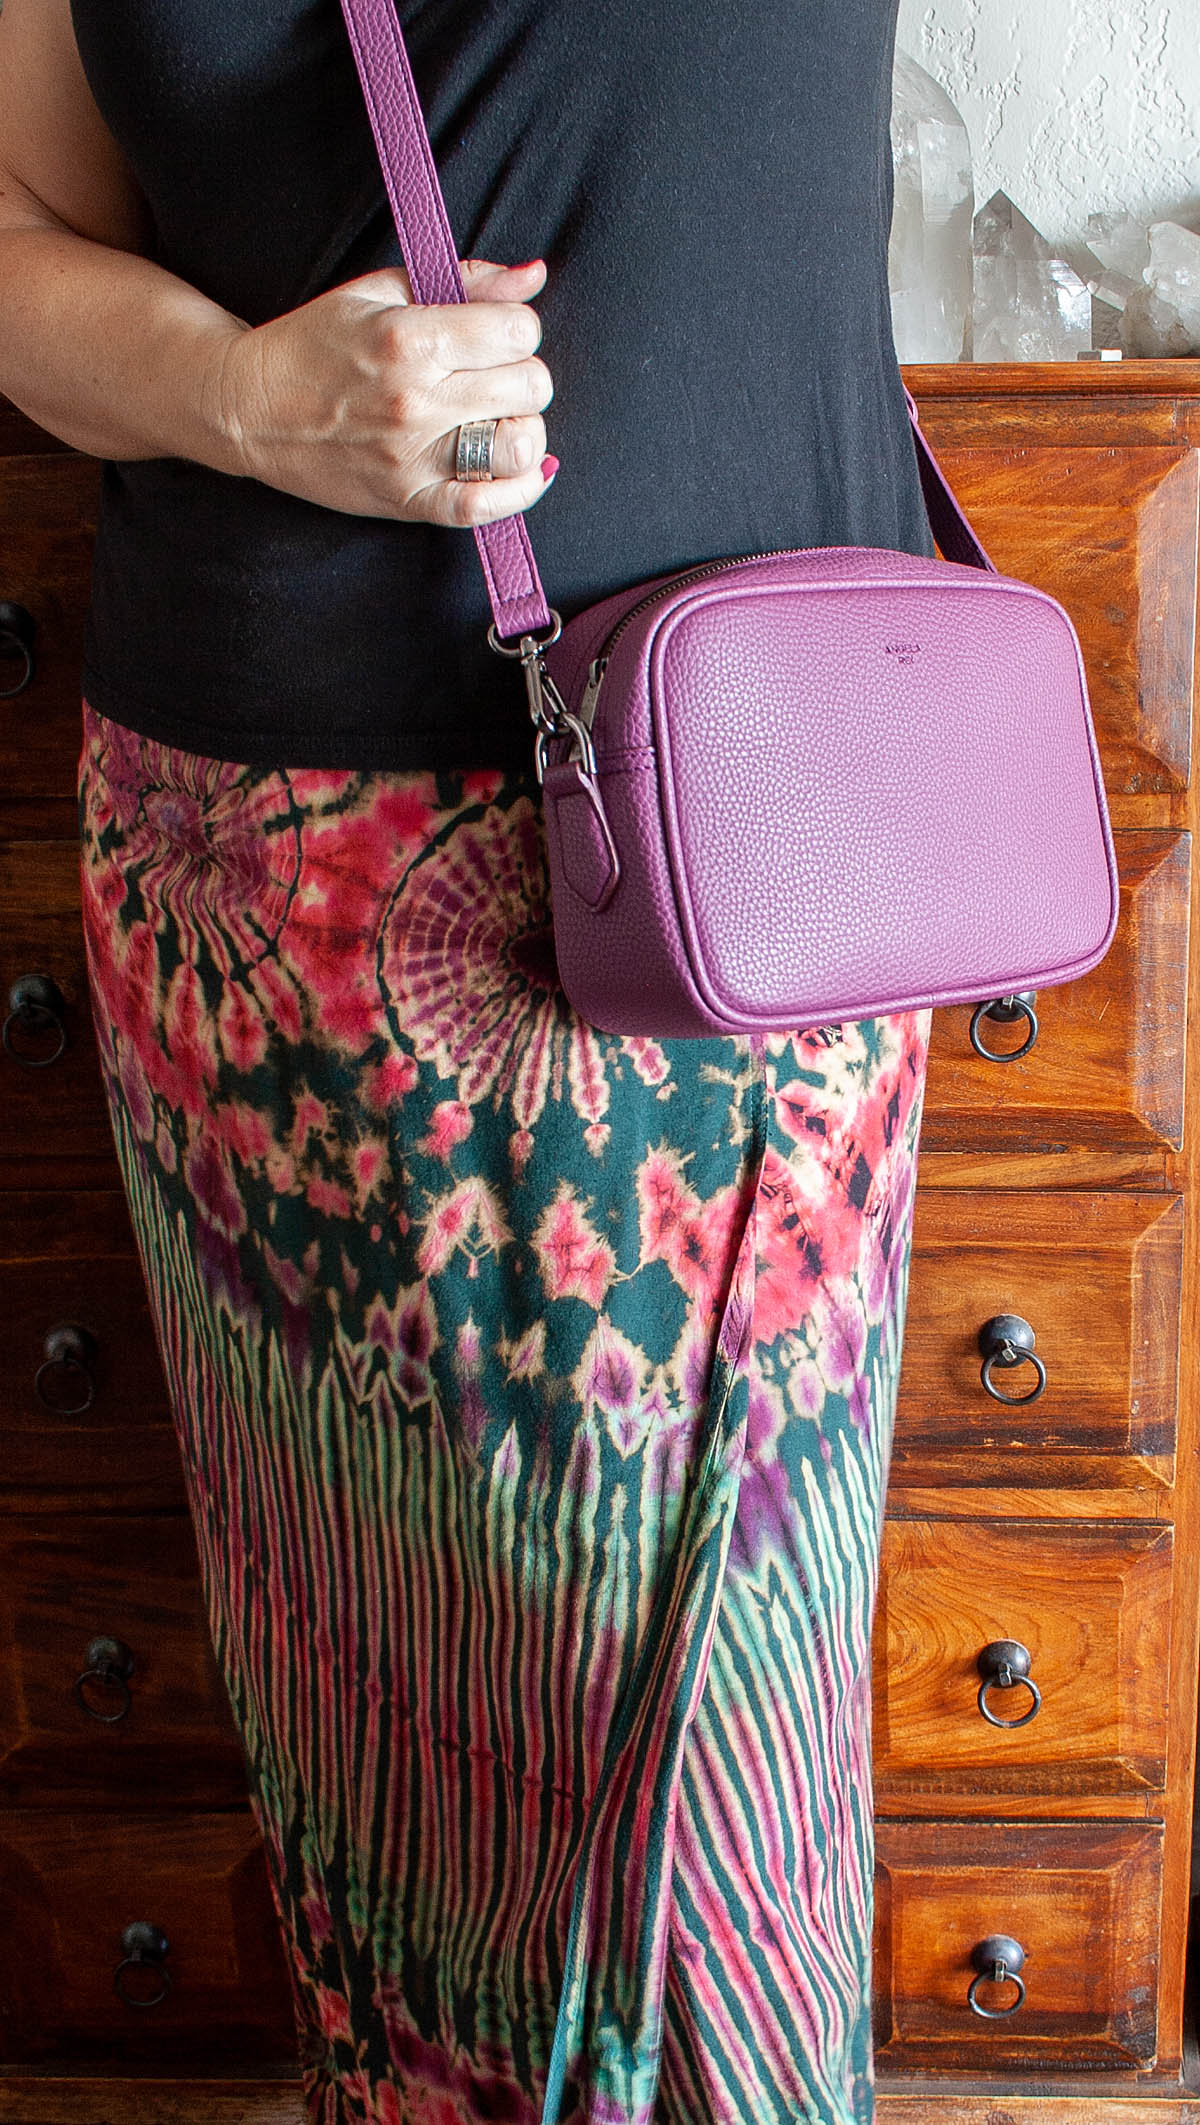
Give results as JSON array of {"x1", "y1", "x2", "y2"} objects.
[
  {"x1": 887, "y1": 46, "x2": 1200, "y2": 362},
  {"x1": 1087, "y1": 213, "x2": 1200, "y2": 356},
  {"x1": 972, "y1": 191, "x2": 1092, "y2": 361},
  {"x1": 888, "y1": 49, "x2": 974, "y2": 362}
]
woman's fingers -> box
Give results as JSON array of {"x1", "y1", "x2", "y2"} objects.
[
  {"x1": 419, "y1": 453, "x2": 558, "y2": 530},
  {"x1": 435, "y1": 412, "x2": 547, "y2": 483},
  {"x1": 433, "y1": 355, "x2": 554, "y2": 425},
  {"x1": 222, "y1": 259, "x2": 555, "y2": 524}
]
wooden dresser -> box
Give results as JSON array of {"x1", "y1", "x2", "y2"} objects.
[{"x1": 1, "y1": 364, "x2": 1200, "y2": 2123}]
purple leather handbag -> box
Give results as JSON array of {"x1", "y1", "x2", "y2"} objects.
[{"x1": 339, "y1": 0, "x2": 1119, "y2": 1044}]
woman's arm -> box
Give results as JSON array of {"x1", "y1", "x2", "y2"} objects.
[
  {"x1": 0, "y1": 0, "x2": 262, "y2": 470},
  {"x1": 0, "y1": 0, "x2": 553, "y2": 522}
]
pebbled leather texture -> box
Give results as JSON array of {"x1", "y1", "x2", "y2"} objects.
[
  {"x1": 337, "y1": 0, "x2": 1118, "y2": 1038},
  {"x1": 542, "y1": 551, "x2": 1119, "y2": 1037},
  {"x1": 543, "y1": 765, "x2": 622, "y2": 910}
]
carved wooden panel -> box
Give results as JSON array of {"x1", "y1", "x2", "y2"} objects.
[
  {"x1": 872, "y1": 1519, "x2": 1173, "y2": 1806},
  {"x1": 873, "y1": 1821, "x2": 1163, "y2": 2070},
  {"x1": 928, "y1": 445, "x2": 1198, "y2": 796},
  {"x1": 0, "y1": 1811, "x2": 297, "y2": 2064},
  {"x1": 923, "y1": 830, "x2": 1190, "y2": 1152},
  {"x1": 0, "y1": 1191, "x2": 182, "y2": 1514},
  {"x1": 0, "y1": 842, "x2": 112, "y2": 1165},
  {"x1": 893, "y1": 1191, "x2": 1182, "y2": 1493},
  {"x1": 0, "y1": 455, "x2": 100, "y2": 820},
  {"x1": 0, "y1": 1515, "x2": 246, "y2": 1807}
]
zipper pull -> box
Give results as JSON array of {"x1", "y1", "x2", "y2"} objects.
[{"x1": 578, "y1": 655, "x2": 608, "y2": 731}]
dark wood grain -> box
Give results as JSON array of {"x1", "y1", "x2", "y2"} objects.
[
  {"x1": 0, "y1": 844, "x2": 117, "y2": 1166},
  {"x1": 0, "y1": 456, "x2": 99, "y2": 814},
  {"x1": 893, "y1": 1191, "x2": 1183, "y2": 1494},
  {"x1": 873, "y1": 1519, "x2": 1174, "y2": 1806},
  {"x1": 0, "y1": 1812, "x2": 297, "y2": 2068},
  {"x1": 0, "y1": 1515, "x2": 249, "y2": 1807},
  {"x1": 0, "y1": 1190, "x2": 182, "y2": 1513},
  {"x1": 873, "y1": 1821, "x2": 1164, "y2": 2070},
  {"x1": 924, "y1": 831, "x2": 1191, "y2": 1153}
]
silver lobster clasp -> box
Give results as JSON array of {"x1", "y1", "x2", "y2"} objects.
[{"x1": 534, "y1": 708, "x2": 597, "y2": 786}]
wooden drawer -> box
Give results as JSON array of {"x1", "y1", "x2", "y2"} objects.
[
  {"x1": 873, "y1": 1820, "x2": 1162, "y2": 2070},
  {"x1": 0, "y1": 454, "x2": 99, "y2": 825},
  {"x1": 873, "y1": 1520, "x2": 1173, "y2": 1810},
  {"x1": 0, "y1": 1516, "x2": 246, "y2": 1808},
  {"x1": 894, "y1": 1191, "x2": 1182, "y2": 1495},
  {"x1": 922, "y1": 830, "x2": 1189, "y2": 1153},
  {"x1": 0, "y1": 842, "x2": 113, "y2": 1166},
  {"x1": 0, "y1": 1809, "x2": 297, "y2": 2065},
  {"x1": 0, "y1": 1191, "x2": 183, "y2": 1513},
  {"x1": 932, "y1": 442, "x2": 1197, "y2": 797}
]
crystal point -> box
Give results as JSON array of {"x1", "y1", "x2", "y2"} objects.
[
  {"x1": 972, "y1": 191, "x2": 1092, "y2": 362},
  {"x1": 1121, "y1": 221, "x2": 1200, "y2": 357},
  {"x1": 888, "y1": 50, "x2": 974, "y2": 362}
]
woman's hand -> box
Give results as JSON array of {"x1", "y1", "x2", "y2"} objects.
[{"x1": 213, "y1": 256, "x2": 555, "y2": 526}]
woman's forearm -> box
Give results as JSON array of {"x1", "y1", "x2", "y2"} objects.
[{"x1": 0, "y1": 219, "x2": 248, "y2": 471}]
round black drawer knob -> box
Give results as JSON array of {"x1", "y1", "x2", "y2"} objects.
[
  {"x1": 114, "y1": 1921, "x2": 171, "y2": 2008},
  {"x1": 0, "y1": 600, "x2": 36, "y2": 697},
  {"x1": 977, "y1": 1639, "x2": 1042, "y2": 1729},
  {"x1": 968, "y1": 1933, "x2": 1027, "y2": 2018},
  {"x1": 978, "y1": 1314, "x2": 1047, "y2": 1406},
  {"x1": 3, "y1": 974, "x2": 68, "y2": 1067},
  {"x1": 35, "y1": 1322, "x2": 98, "y2": 1414},
  {"x1": 969, "y1": 991, "x2": 1039, "y2": 1062},
  {"x1": 74, "y1": 1635, "x2": 136, "y2": 1724}
]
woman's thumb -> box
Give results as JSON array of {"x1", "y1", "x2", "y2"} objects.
[{"x1": 338, "y1": 265, "x2": 417, "y2": 307}]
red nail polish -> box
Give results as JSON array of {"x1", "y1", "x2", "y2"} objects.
[{"x1": 541, "y1": 455, "x2": 559, "y2": 481}]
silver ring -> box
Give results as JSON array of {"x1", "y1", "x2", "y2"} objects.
[{"x1": 456, "y1": 419, "x2": 499, "y2": 483}]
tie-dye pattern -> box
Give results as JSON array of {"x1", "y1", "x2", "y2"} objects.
[{"x1": 78, "y1": 702, "x2": 929, "y2": 2125}]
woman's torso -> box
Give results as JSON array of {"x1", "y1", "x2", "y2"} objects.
[{"x1": 68, "y1": 0, "x2": 931, "y2": 770}]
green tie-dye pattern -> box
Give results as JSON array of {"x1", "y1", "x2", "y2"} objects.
[{"x1": 79, "y1": 703, "x2": 928, "y2": 2125}]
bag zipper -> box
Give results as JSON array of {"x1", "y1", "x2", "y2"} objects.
[{"x1": 575, "y1": 544, "x2": 823, "y2": 730}]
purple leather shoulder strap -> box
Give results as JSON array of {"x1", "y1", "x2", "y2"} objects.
[
  {"x1": 337, "y1": 0, "x2": 554, "y2": 636},
  {"x1": 337, "y1": 0, "x2": 994, "y2": 641}
]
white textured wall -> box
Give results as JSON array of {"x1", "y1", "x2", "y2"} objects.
[{"x1": 895, "y1": 0, "x2": 1200, "y2": 272}]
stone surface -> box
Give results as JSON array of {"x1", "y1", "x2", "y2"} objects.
[
  {"x1": 888, "y1": 49, "x2": 974, "y2": 362},
  {"x1": 972, "y1": 189, "x2": 1092, "y2": 361},
  {"x1": 1120, "y1": 220, "x2": 1200, "y2": 357}
]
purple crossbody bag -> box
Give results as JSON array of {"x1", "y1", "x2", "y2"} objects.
[{"x1": 338, "y1": 0, "x2": 1118, "y2": 1047}]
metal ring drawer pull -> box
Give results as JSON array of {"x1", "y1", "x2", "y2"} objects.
[
  {"x1": 968, "y1": 1933, "x2": 1027, "y2": 2018},
  {"x1": 977, "y1": 1639, "x2": 1042, "y2": 1729},
  {"x1": 978, "y1": 1314, "x2": 1047, "y2": 1406},
  {"x1": 74, "y1": 1635, "x2": 135, "y2": 1724},
  {"x1": 969, "y1": 992, "x2": 1039, "y2": 1063},
  {"x1": 3, "y1": 974, "x2": 68, "y2": 1067},
  {"x1": 0, "y1": 600, "x2": 36, "y2": 697},
  {"x1": 113, "y1": 1921, "x2": 171, "y2": 2008},
  {"x1": 35, "y1": 1322, "x2": 99, "y2": 1414}
]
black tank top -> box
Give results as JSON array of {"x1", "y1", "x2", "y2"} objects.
[{"x1": 68, "y1": 0, "x2": 932, "y2": 770}]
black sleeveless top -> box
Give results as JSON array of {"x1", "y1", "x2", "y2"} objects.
[{"x1": 68, "y1": 0, "x2": 932, "y2": 770}]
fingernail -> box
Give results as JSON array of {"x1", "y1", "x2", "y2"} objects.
[
  {"x1": 541, "y1": 454, "x2": 559, "y2": 483},
  {"x1": 517, "y1": 258, "x2": 545, "y2": 271}
]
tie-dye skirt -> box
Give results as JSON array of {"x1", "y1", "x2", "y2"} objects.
[{"x1": 78, "y1": 702, "x2": 929, "y2": 2125}]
